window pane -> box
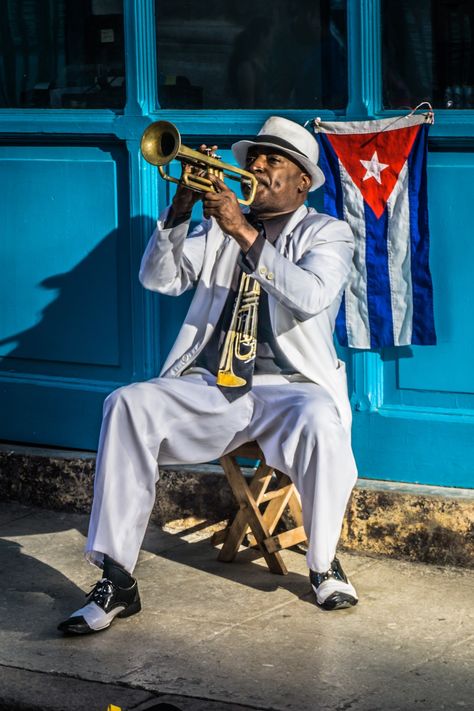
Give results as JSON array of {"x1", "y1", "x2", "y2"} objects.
[
  {"x1": 382, "y1": 0, "x2": 474, "y2": 109},
  {"x1": 0, "y1": 0, "x2": 125, "y2": 109},
  {"x1": 155, "y1": 0, "x2": 347, "y2": 109}
]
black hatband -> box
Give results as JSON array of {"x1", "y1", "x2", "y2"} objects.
[{"x1": 252, "y1": 134, "x2": 307, "y2": 158}]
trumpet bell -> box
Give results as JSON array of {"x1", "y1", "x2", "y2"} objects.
[
  {"x1": 140, "y1": 121, "x2": 181, "y2": 167},
  {"x1": 216, "y1": 372, "x2": 247, "y2": 387}
]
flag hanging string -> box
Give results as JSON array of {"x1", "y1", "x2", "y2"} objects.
[{"x1": 305, "y1": 102, "x2": 434, "y2": 132}]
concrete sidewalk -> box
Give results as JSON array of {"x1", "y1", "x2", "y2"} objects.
[{"x1": 0, "y1": 501, "x2": 473, "y2": 711}]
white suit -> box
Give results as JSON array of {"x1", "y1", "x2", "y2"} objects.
[{"x1": 86, "y1": 204, "x2": 358, "y2": 574}]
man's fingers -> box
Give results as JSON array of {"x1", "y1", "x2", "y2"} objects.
[
  {"x1": 202, "y1": 191, "x2": 232, "y2": 210},
  {"x1": 198, "y1": 144, "x2": 219, "y2": 156},
  {"x1": 203, "y1": 183, "x2": 228, "y2": 202},
  {"x1": 206, "y1": 174, "x2": 229, "y2": 192},
  {"x1": 203, "y1": 203, "x2": 219, "y2": 219},
  {"x1": 203, "y1": 189, "x2": 223, "y2": 203},
  {"x1": 202, "y1": 195, "x2": 226, "y2": 214}
]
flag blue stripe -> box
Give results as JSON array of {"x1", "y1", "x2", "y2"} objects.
[
  {"x1": 364, "y1": 205, "x2": 395, "y2": 348},
  {"x1": 317, "y1": 135, "x2": 344, "y2": 219},
  {"x1": 335, "y1": 292, "x2": 348, "y2": 346},
  {"x1": 318, "y1": 134, "x2": 348, "y2": 343},
  {"x1": 407, "y1": 125, "x2": 437, "y2": 345}
]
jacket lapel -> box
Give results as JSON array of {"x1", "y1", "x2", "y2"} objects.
[{"x1": 206, "y1": 234, "x2": 240, "y2": 326}]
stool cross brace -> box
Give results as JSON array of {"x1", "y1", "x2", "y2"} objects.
[{"x1": 211, "y1": 443, "x2": 308, "y2": 575}]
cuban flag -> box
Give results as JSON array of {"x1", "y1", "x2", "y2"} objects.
[{"x1": 315, "y1": 114, "x2": 436, "y2": 349}]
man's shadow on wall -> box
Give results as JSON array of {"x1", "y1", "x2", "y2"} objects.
[
  {"x1": 0, "y1": 216, "x2": 177, "y2": 370},
  {"x1": 0, "y1": 216, "x2": 195, "y2": 446}
]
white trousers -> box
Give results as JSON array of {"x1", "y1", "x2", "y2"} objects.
[{"x1": 86, "y1": 372, "x2": 357, "y2": 575}]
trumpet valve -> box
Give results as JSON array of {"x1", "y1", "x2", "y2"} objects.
[{"x1": 203, "y1": 147, "x2": 221, "y2": 160}]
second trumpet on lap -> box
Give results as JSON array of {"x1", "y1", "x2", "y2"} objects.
[{"x1": 140, "y1": 120, "x2": 257, "y2": 206}]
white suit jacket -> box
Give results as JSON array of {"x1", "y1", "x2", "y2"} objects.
[{"x1": 139, "y1": 205, "x2": 354, "y2": 429}]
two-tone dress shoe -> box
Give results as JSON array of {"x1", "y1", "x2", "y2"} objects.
[
  {"x1": 58, "y1": 576, "x2": 141, "y2": 635},
  {"x1": 310, "y1": 558, "x2": 358, "y2": 610}
]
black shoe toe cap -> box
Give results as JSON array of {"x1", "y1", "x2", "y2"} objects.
[
  {"x1": 57, "y1": 615, "x2": 93, "y2": 635},
  {"x1": 320, "y1": 592, "x2": 358, "y2": 611}
]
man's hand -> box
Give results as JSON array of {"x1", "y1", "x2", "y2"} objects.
[
  {"x1": 166, "y1": 144, "x2": 218, "y2": 226},
  {"x1": 203, "y1": 175, "x2": 258, "y2": 252}
]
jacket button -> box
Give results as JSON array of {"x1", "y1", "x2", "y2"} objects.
[
  {"x1": 266, "y1": 272, "x2": 274, "y2": 280},
  {"x1": 259, "y1": 266, "x2": 267, "y2": 276}
]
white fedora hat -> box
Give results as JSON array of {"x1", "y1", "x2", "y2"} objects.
[{"x1": 232, "y1": 116, "x2": 325, "y2": 192}]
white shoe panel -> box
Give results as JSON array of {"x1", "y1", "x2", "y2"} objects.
[
  {"x1": 72, "y1": 601, "x2": 125, "y2": 631},
  {"x1": 312, "y1": 577, "x2": 358, "y2": 605}
]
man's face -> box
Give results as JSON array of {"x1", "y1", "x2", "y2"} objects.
[{"x1": 245, "y1": 146, "x2": 311, "y2": 216}]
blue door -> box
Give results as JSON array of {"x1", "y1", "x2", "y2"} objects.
[{"x1": 0, "y1": 1, "x2": 473, "y2": 490}]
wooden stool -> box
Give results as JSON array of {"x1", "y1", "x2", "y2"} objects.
[{"x1": 211, "y1": 442, "x2": 308, "y2": 575}]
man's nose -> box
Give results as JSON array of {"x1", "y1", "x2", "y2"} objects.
[{"x1": 248, "y1": 154, "x2": 267, "y2": 172}]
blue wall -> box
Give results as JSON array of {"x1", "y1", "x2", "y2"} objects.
[{"x1": 0, "y1": 0, "x2": 473, "y2": 489}]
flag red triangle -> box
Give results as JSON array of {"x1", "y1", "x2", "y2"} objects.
[{"x1": 327, "y1": 125, "x2": 420, "y2": 219}]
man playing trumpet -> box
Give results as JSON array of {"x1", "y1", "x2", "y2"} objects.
[{"x1": 59, "y1": 116, "x2": 358, "y2": 635}]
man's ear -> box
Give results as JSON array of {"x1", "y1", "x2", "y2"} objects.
[{"x1": 298, "y1": 172, "x2": 312, "y2": 193}]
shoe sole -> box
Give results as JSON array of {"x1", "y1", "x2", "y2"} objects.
[{"x1": 117, "y1": 598, "x2": 142, "y2": 619}]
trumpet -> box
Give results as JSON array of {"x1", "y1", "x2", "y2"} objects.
[{"x1": 140, "y1": 121, "x2": 257, "y2": 205}]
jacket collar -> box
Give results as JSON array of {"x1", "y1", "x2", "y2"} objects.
[{"x1": 274, "y1": 204, "x2": 309, "y2": 252}]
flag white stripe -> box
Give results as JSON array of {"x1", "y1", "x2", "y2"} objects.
[
  {"x1": 339, "y1": 160, "x2": 371, "y2": 349},
  {"x1": 386, "y1": 162, "x2": 413, "y2": 346}
]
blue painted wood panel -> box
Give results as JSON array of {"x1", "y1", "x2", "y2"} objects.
[
  {"x1": 397, "y1": 152, "x2": 474, "y2": 395},
  {"x1": 379, "y1": 151, "x2": 474, "y2": 410},
  {"x1": 0, "y1": 142, "x2": 134, "y2": 448},
  {"x1": 0, "y1": 145, "x2": 121, "y2": 366},
  {"x1": 352, "y1": 409, "x2": 474, "y2": 487},
  {"x1": 349, "y1": 148, "x2": 474, "y2": 488}
]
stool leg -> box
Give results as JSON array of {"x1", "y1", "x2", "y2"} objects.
[
  {"x1": 218, "y1": 456, "x2": 288, "y2": 575},
  {"x1": 277, "y1": 471, "x2": 306, "y2": 532},
  {"x1": 211, "y1": 459, "x2": 272, "y2": 547},
  {"x1": 217, "y1": 455, "x2": 272, "y2": 558}
]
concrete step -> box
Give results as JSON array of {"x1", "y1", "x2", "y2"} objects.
[{"x1": 0, "y1": 444, "x2": 473, "y2": 568}]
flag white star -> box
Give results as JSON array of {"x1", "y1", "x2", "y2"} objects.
[{"x1": 360, "y1": 151, "x2": 389, "y2": 184}]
